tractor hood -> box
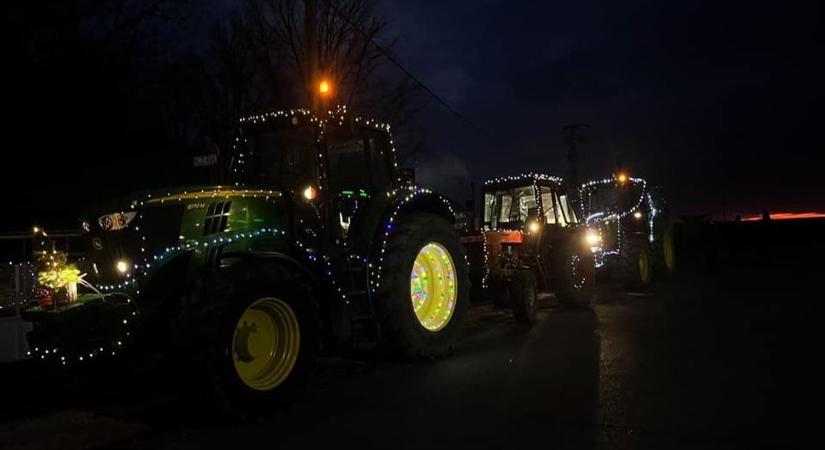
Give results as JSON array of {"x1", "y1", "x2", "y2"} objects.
[{"x1": 78, "y1": 185, "x2": 288, "y2": 287}]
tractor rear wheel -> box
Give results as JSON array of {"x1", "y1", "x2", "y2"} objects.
[{"x1": 375, "y1": 213, "x2": 469, "y2": 359}]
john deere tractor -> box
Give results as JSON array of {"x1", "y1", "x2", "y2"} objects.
[
  {"x1": 22, "y1": 108, "x2": 470, "y2": 416},
  {"x1": 579, "y1": 173, "x2": 674, "y2": 289},
  {"x1": 462, "y1": 173, "x2": 595, "y2": 323}
]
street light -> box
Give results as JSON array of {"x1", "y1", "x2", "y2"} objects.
[{"x1": 318, "y1": 80, "x2": 331, "y2": 97}]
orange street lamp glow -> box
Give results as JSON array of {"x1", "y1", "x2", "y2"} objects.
[{"x1": 318, "y1": 80, "x2": 331, "y2": 96}]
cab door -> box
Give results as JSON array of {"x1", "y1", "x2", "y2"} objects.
[{"x1": 322, "y1": 123, "x2": 395, "y2": 254}]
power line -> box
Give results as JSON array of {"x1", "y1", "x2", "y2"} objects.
[{"x1": 319, "y1": 0, "x2": 492, "y2": 139}]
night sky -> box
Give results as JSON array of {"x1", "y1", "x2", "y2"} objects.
[
  {"x1": 3, "y1": 0, "x2": 823, "y2": 232},
  {"x1": 382, "y1": 0, "x2": 824, "y2": 217}
]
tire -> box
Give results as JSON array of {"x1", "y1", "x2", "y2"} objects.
[
  {"x1": 510, "y1": 270, "x2": 538, "y2": 324},
  {"x1": 375, "y1": 213, "x2": 470, "y2": 359},
  {"x1": 555, "y1": 241, "x2": 596, "y2": 308},
  {"x1": 619, "y1": 237, "x2": 653, "y2": 290},
  {"x1": 187, "y1": 264, "x2": 319, "y2": 420}
]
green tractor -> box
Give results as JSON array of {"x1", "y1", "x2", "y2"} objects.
[
  {"x1": 461, "y1": 173, "x2": 596, "y2": 323},
  {"x1": 579, "y1": 173, "x2": 674, "y2": 289},
  {"x1": 22, "y1": 108, "x2": 470, "y2": 415}
]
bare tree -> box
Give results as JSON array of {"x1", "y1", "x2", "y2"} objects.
[{"x1": 240, "y1": 0, "x2": 410, "y2": 116}]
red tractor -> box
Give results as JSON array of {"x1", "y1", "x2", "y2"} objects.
[{"x1": 462, "y1": 173, "x2": 596, "y2": 323}]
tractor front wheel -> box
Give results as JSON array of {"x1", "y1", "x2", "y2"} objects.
[
  {"x1": 619, "y1": 237, "x2": 653, "y2": 290},
  {"x1": 555, "y1": 242, "x2": 596, "y2": 308},
  {"x1": 195, "y1": 264, "x2": 318, "y2": 419},
  {"x1": 510, "y1": 270, "x2": 538, "y2": 324}
]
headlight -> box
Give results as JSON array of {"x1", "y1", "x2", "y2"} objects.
[
  {"x1": 585, "y1": 230, "x2": 602, "y2": 246},
  {"x1": 115, "y1": 259, "x2": 131, "y2": 276},
  {"x1": 98, "y1": 212, "x2": 137, "y2": 231}
]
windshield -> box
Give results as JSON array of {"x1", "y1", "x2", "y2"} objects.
[
  {"x1": 483, "y1": 185, "x2": 537, "y2": 229},
  {"x1": 236, "y1": 127, "x2": 317, "y2": 188}
]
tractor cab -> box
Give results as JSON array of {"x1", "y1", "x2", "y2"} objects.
[
  {"x1": 235, "y1": 109, "x2": 400, "y2": 256},
  {"x1": 482, "y1": 175, "x2": 578, "y2": 233}
]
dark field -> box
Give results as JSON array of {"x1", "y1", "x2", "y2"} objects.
[{"x1": 2, "y1": 219, "x2": 823, "y2": 450}]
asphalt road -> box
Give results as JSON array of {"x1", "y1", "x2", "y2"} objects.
[{"x1": 1, "y1": 269, "x2": 821, "y2": 450}]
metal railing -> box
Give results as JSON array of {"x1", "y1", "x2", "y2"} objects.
[{"x1": 0, "y1": 262, "x2": 38, "y2": 317}]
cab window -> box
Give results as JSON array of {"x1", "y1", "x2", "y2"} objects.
[
  {"x1": 365, "y1": 131, "x2": 392, "y2": 189},
  {"x1": 541, "y1": 187, "x2": 557, "y2": 224}
]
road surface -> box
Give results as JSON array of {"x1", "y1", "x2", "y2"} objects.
[{"x1": 1, "y1": 270, "x2": 820, "y2": 450}]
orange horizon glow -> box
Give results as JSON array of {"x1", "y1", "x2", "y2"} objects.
[{"x1": 741, "y1": 212, "x2": 825, "y2": 222}]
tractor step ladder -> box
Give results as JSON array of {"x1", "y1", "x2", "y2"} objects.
[{"x1": 342, "y1": 260, "x2": 382, "y2": 345}]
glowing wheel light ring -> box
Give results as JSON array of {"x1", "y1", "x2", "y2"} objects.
[{"x1": 409, "y1": 242, "x2": 458, "y2": 332}]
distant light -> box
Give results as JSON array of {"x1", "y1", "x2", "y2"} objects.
[
  {"x1": 617, "y1": 173, "x2": 628, "y2": 184},
  {"x1": 33, "y1": 226, "x2": 40, "y2": 234},
  {"x1": 633, "y1": 211, "x2": 643, "y2": 220},
  {"x1": 528, "y1": 221, "x2": 541, "y2": 234}
]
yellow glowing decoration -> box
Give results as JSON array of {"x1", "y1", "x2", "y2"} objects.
[
  {"x1": 528, "y1": 221, "x2": 541, "y2": 234},
  {"x1": 617, "y1": 173, "x2": 628, "y2": 184},
  {"x1": 633, "y1": 211, "x2": 643, "y2": 220},
  {"x1": 39, "y1": 264, "x2": 81, "y2": 303},
  {"x1": 303, "y1": 185, "x2": 317, "y2": 201},
  {"x1": 409, "y1": 242, "x2": 457, "y2": 332}
]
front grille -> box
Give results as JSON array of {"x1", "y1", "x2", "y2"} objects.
[{"x1": 203, "y1": 201, "x2": 231, "y2": 235}]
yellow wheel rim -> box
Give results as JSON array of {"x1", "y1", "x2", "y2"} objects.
[
  {"x1": 232, "y1": 297, "x2": 300, "y2": 391},
  {"x1": 410, "y1": 242, "x2": 458, "y2": 332}
]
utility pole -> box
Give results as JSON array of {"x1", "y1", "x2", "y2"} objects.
[
  {"x1": 562, "y1": 123, "x2": 589, "y2": 188},
  {"x1": 305, "y1": 0, "x2": 318, "y2": 110}
]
